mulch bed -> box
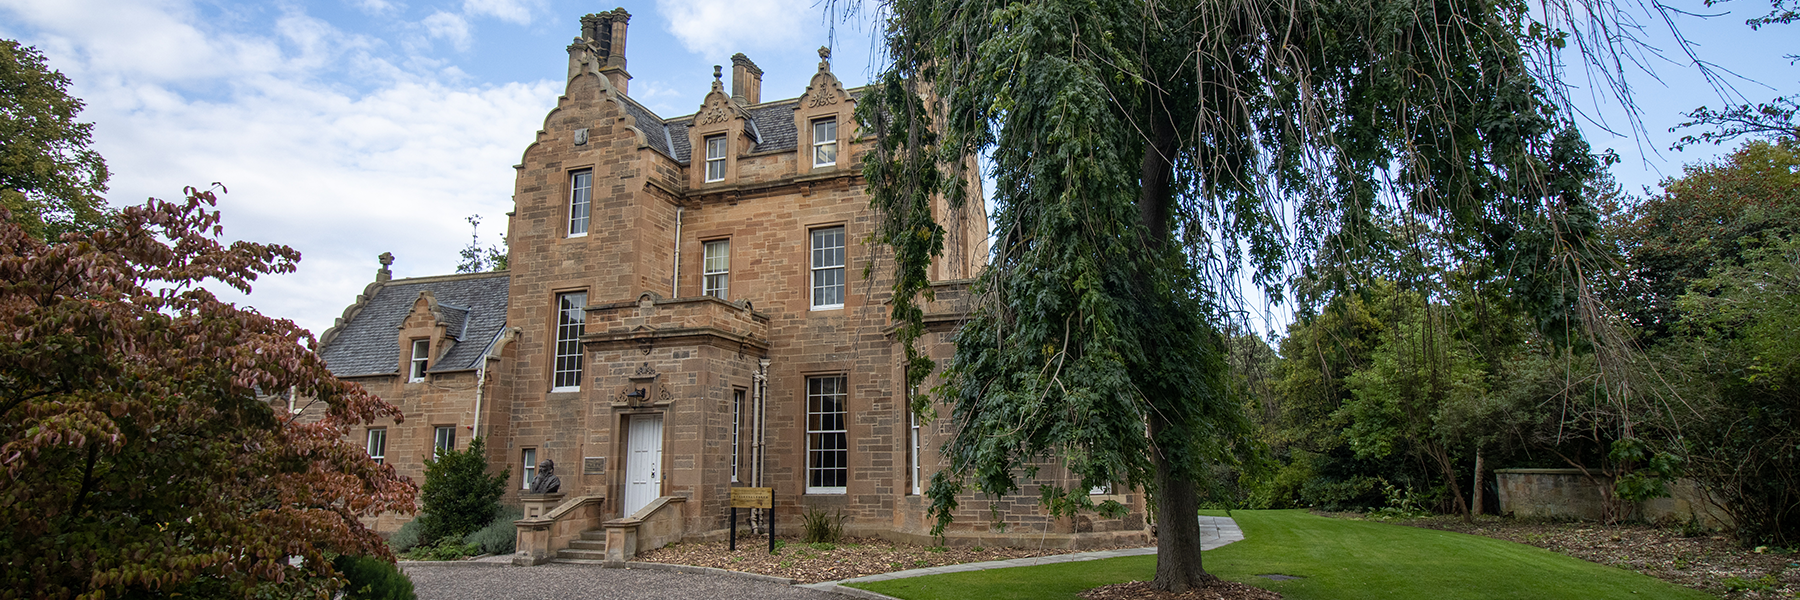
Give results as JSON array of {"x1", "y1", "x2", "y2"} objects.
[
  {"x1": 634, "y1": 536, "x2": 1145, "y2": 584},
  {"x1": 1387, "y1": 514, "x2": 1798, "y2": 599},
  {"x1": 1081, "y1": 580, "x2": 1282, "y2": 600}
]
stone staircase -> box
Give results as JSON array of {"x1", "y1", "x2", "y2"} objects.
[{"x1": 549, "y1": 530, "x2": 608, "y2": 564}]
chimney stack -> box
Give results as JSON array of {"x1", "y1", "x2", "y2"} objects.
[
  {"x1": 731, "y1": 53, "x2": 762, "y2": 105},
  {"x1": 572, "y1": 8, "x2": 632, "y2": 94}
]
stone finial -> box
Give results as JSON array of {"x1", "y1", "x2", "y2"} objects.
[
  {"x1": 712, "y1": 65, "x2": 724, "y2": 92},
  {"x1": 818, "y1": 46, "x2": 832, "y2": 72},
  {"x1": 377, "y1": 252, "x2": 394, "y2": 282}
]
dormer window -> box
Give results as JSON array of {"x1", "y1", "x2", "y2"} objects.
[
  {"x1": 409, "y1": 339, "x2": 429, "y2": 382},
  {"x1": 704, "y1": 135, "x2": 727, "y2": 182},
  {"x1": 812, "y1": 118, "x2": 837, "y2": 167}
]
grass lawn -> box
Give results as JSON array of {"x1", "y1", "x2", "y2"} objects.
[{"x1": 850, "y1": 510, "x2": 1713, "y2": 600}]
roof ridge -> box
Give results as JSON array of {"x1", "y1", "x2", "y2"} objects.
[{"x1": 386, "y1": 270, "x2": 509, "y2": 285}]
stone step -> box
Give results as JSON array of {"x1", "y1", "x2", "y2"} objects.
[
  {"x1": 567, "y1": 539, "x2": 606, "y2": 551},
  {"x1": 580, "y1": 530, "x2": 607, "y2": 541},
  {"x1": 549, "y1": 558, "x2": 610, "y2": 565},
  {"x1": 555, "y1": 549, "x2": 609, "y2": 561}
]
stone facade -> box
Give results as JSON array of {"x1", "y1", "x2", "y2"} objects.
[{"x1": 314, "y1": 8, "x2": 1149, "y2": 548}]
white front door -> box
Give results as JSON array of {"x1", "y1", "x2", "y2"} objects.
[{"x1": 624, "y1": 414, "x2": 664, "y2": 516}]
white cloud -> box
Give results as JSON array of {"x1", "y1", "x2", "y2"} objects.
[
  {"x1": 0, "y1": 0, "x2": 561, "y2": 336},
  {"x1": 462, "y1": 0, "x2": 537, "y2": 25},
  {"x1": 421, "y1": 11, "x2": 471, "y2": 51},
  {"x1": 656, "y1": 0, "x2": 806, "y2": 56},
  {"x1": 348, "y1": 0, "x2": 401, "y2": 16}
]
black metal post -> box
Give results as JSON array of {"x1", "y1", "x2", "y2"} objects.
[
  {"x1": 730, "y1": 506, "x2": 738, "y2": 551},
  {"x1": 769, "y1": 486, "x2": 777, "y2": 554}
]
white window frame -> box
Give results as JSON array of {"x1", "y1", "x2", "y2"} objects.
[
  {"x1": 366, "y1": 428, "x2": 387, "y2": 465},
  {"x1": 810, "y1": 226, "x2": 845, "y2": 310},
  {"x1": 408, "y1": 339, "x2": 429, "y2": 382},
  {"x1": 806, "y1": 375, "x2": 848, "y2": 494},
  {"x1": 551, "y1": 292, "x2": 587, "y2": 392},
  {"x1": 731, "y1": 388, "x2": 744, "y2": 483},
  {"x1": 703, "y1": 239, "x2": 730, "y2": 300},
  {"x1": 909, "y1": 411, "x2": 921, "y2": 495},
  {"x1": 433, "y1": 426, "x2": 456, "y2": 455},
  {"x1": 522, "y1": 448, "x2": 537, "y2": 490},
  {"x1": 812, "y1": 118, "x2": 838, "y2": 167},
  {"x1": 704, "y1": 135, "x2": 727, "y2": 182},
  {"x1": 568, "y1": 169, "x2": 592, "y2": 237}
]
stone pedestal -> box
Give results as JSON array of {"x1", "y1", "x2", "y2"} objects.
[{"x1": 521, "y1": 493, "x2": 566, "y2": 519}]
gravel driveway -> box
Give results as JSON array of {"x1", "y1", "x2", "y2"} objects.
[{"x1": 405, "y1": 563, "x2": 843, "y2": 600}]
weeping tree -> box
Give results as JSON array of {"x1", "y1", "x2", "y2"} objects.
[{"x1": 859, "y1": 0, "x2": 1616, "y2": 591}]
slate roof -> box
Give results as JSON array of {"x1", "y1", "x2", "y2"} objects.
[
  {"x1": 620, "y1": 95, "x2": 802, "y2": 165},
  {"x1": 318, "y1": 271, "x2": 510, "y2": 378}
]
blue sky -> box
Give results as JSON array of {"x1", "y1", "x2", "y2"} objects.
[{"x1": 0, "y1": 0, "x2": 1793, "y2": 338}]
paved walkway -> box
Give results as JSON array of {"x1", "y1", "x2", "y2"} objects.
[
  {"x1": 406, "y1": 562, "x2": 839, "y2": 600},
  {"x1": 406, "y1": 515, "x2": 1244, "y2": 600},
  {"x1": 798, "y1": 515, "x2": 1244, "y2": 595}
]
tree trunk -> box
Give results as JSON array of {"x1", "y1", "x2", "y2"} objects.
[
  {"x1": 1151, "y1": 413, "x2": 1216, "y2": 592},
  {"x1": 1427, "y1": 442, "x2": 1472, "y2": 523},
  {"x1": 1138, "y1": 88, "x2": 1215, "y2": 594},
  {"x1": 1471, "y1": 450, "x2": 1485, "y2": 517}
]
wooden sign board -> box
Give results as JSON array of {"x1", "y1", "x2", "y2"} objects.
[{"x1": 729, "y1": 486, "x2": 773, "y2": 509}]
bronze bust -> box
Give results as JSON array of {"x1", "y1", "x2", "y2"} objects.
[{"x1": 528, "y1": 459, "x2": 562, "y2": 494}]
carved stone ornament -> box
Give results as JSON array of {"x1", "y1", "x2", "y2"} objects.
[
  {"x1": 697, "y1": 103, "x2": 732, "y2": 126},
  {"x1": 574, "y1": 128, "x2": 588, "y2": 146},
  {"x1": 807, "y1": 94, "x2": 839, "y2": 108},
  {"x1": 634, "y1": 362, "x2": 658, "y2": 377},
  {"x1": 638, "y1": 337, "x2": 654, "y2": 355}
]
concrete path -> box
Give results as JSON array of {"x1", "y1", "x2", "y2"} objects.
[
  {"x1": 798, "y1": 515, "x2": 1244, "y2": 597},
  {"x1": 406, "y1": 515, "x2": 1244, "y2": 600}
]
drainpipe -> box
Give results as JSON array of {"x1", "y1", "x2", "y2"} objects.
[
  {"x1": 671, "y1": 206, "x2": 684, "y2": 297},
  {"x1": 753, "y1": 358, "x2": 770, "y2": 533},
  {"x1": 471, "y1": 327, "x2": 521, "y2": 440}
]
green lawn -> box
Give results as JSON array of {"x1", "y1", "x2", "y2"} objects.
[{"x1": 851, "y1": 510, "x2": 1712, "y2": 600}]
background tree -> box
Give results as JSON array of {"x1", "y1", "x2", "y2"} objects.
[
  {"x1": 455, "y1": 214, "x2": 508, "y2": 273},
  {"x1": 1669, "y1": 234, "x2": 1800, "y2": 545},
  {"x1": 0, "y1": 40, "x2": 111, "y2": 241},
  {"x1": 862, "y1": 0, "x2": 1606, "y2": 591},
  {"x1": 0, "y1": 188, "x2": 416, "y2": 599}
]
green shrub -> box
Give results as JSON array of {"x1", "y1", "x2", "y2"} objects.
[
  {"x1": 401, "y1": 538, "x2": 477, "y2": 561},
  {"x1": 417, "y1": 437, "x2": 509, "y2": 545},
  {"x1": 463, "y1": 505, "x2": 523, "y2": 555},
  {"x1": 388, "y1": 518, "x2": 423, "y2": 553},
  {"x1": 1723, "y1": 574, "x2": 1778, "y2": 592},
  {"x1": 1300, "y1": 475, "x2": 1384, "y2": 511},
  {"x1": 802, "y1": 508, "x2": 844, "y2": 543},
  {"x1": 332, "y1": 554, "x2": 416, "y2": 600}
]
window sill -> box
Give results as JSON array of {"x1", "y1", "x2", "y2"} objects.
[
  {"x1": 549, "y1": 386, "x2": 581, "y2": 394},
  {"x1": 810, "y1": 304, "x2": 844, "y2": 312},
  {"x1": 813, "y1": 162, "x2": 837, "y2": 168},
  {"x1": 407, "y1": 378, "x2": 425, "y2": 384},
  {"x1": 805, "y1": 488, "x2": 847, "y2": 495},
  {"x1": 567, "y1": 232, "x2": 588, "y2": 239}
]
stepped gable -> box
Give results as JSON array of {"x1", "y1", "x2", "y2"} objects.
[{"x1": 317, "y1": 271, "x2": 510, "y2": 377}]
